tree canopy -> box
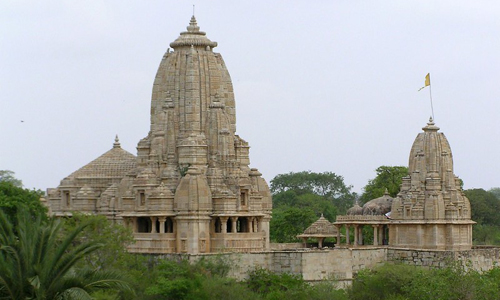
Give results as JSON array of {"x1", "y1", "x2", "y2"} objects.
[
  {"x1": 360, "y1": 166, "x2": 408, "y2": 203},
  {"x1": 269, "y1": 171, "x2": 354, "y2": 243},
  {"x1": 0, "y1": 170, "x2": 22, "y2": 188},
  {"x1": 270, "y1": 171, "x2": 353, "y2": 198},
  {"x1": 270, "y1": 171, "x2": 356, "y2": 213},
  {"x1": 0, "y1": 180, "x2": 47, "y2": 225}
]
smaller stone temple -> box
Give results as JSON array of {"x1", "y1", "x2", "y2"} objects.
[
  {"x1": 389, "y1": 118, "x2": 474, "y2": 250},
  {"x1": 335, "y1": 118, "x2": 475, "y2": 250}
]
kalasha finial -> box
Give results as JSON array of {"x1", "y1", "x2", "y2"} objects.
[
  {"x1": 113, "y1": 135, "x2": 121, "y2": 148},
  {"x1": 187, "y1": 15, "x2": 200, "y2": 32},
  {"x1": 423, "y1": 116, "x2": 440, "y2": 132}
]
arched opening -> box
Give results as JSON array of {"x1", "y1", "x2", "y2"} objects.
[
  {"x1": 214, "y1": 217, "x2": 221, "y2": 233},
  {"x1": 237, "y1": 217, "x2": 249, "y2": 233},
  {"x1": 227, "y1": 218, "x2": 233, "y2": 233},
  {"x1": 137, "y1": 217, "x2": 151, "y2": 233},
  {"x1": 165, "y1": 217, "x2": 174, "y2": 233}
]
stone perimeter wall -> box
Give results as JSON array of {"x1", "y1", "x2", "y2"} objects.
[
  {"x1": 387, "y1": 246, "x2": 500, "y2": 272},
  {"x1": 155, "y1": 247, "x2": 500, "y2": 285}
]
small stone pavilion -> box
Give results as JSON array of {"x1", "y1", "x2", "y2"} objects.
[
  {"x1": 46, "y1": 16, "x2": 272, "y2": 254},
  {"x1": 335, "y1": 118, "x2": 474, "y2": 250},
  {"x1": 297, "y1": 214, "x2": 343, "y2": 248}
]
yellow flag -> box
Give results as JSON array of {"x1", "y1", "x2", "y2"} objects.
[{"x1": 418, "y1": 73, "x2": 431, "y2": 91}]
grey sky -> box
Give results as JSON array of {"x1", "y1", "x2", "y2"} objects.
[{"x1": 1, "y1": 1, "x2": 499, "y2": 194}]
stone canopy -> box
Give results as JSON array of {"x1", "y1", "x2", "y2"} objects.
[{"x1": 297, "y1": 214, "x2": 343, "y2": 248}]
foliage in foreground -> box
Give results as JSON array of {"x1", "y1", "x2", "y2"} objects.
[
  {"x1": 145, "y1": 259, "x2": 347, "y2": 300},
  {"x1": 349, "y1": 263, "x2": 500, "y2": 300},
  {"x1": 0, "y1": 207, "x2": 131, "y2": 299}
]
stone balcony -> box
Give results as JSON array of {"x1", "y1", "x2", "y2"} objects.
[{"x1": 128, "y1": 233, "x2": 176, "y2": 254}]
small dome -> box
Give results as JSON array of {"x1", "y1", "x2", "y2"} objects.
[
  {"x1": 347, "y1": 203, "x2": 363, "y2": 215},
  {"x1": 362, "y1": 189, "x2": 393, "y2": 215},
  {"x1": 76, "y1": 185, "x2": 96, "y2": 198},
  {"x1": 174, "y1": 167, "x2": 212, "y2": 213}
]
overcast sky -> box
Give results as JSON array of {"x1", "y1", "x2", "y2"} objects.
[{"x1": 1, "y1": 1, "x2": 499, "y2": 194}]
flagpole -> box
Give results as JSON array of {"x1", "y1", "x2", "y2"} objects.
[{"x1": 429, "y1": 84, "x2": 435, "y2": 120}]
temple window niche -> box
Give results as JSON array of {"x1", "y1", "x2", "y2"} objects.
[
  {"x1": 139, "y1": 190, "x2": 146, "y2": 206},
  {"x1": 240, "y1": 189, "x2": 248, "y2": 208},
  {"x1": 214, "y1": 218, "x2": 222, "y2": 233},
  {"x1": 63, "y1": 191, "x2": 70, "y2": 207}
]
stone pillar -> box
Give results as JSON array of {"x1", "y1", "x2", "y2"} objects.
[
  {"x1": 150, "y1": 217, "x2": 157, "y2": 233},
  {"x1": 358, "y1": 225, "x2": 363, "y2": 245},
  {"x1": 379, "y1": 225, "x2": 384, "y2": 245},
  {"x1": 318, "y1": 237, "x2": 324, "y2": 248},
  {"x1": 248, "y1": 217, "x2": 254, "y2": 233},
  {"x1": 346, "y1": 226, "x2": 350, "y2": 245},
  {"x1": 335, "y1": 225, "x2": 341, "y2": 246},
  {"x1": 132, "y1": 217, "x2": 138, "y2": 233},
  {"x1": 253, "y1": 217, "x2": 258, "y2": 233},
  {"x1": 353, "y1": 225, "x2": 358, "y2": 246},
  {"x1": 159, "y1": 217, "x2": 166, "y2": 234},
  {"x1": 231, "y1": 217, "x2": 238, "y2": 233},
  {"x1": 373, "y1": 225, "x2": 379, "y2": 246},
  {"x1": 220, "y1": 217, "x2": 228, "y2": 233}
]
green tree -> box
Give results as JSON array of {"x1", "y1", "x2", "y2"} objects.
[
  {"x1": 146, "y1": 257, "x2": 236, "y2": 300},
  {"x1": 270, "y1": 206, "x2": 318, "y2": 243},
  {"x1": 360, "y1": 166, "x2": 408, "y2": 203},
  {"x1": 0, "y1": 170, "x2": 22, "y2": 187},
  {"x1": 0, "y1": 181, "x2": 47, "y2": 225},
  {"x1": 464, "y1": 188, "x2": 500, "y2": 245},
  {"x1": 488, "y1": 187, "x2": 500, "y2": 200},
  {"x1": 0, "y1": 207, "x2": 131, "y2": 299},
  {"x1": 465, "y1": 188, "x2": 500, "y2": 226},
  {"x1": 61, "y1": 213, "x2": 134, "y2": 271},
  {"x1": 273, "y1": 191, "x2": 338, "y2": 222},
  {"x1": 270, "y1": 171, "x2": 355, "y2": 214}
]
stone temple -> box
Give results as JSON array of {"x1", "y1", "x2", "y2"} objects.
[
  {"x1": 335, "y1": 118, "x2": 474, "y2": 251},
  {"x1": 389, "y1": 118, "x2": 474, "y2": 250},
  {"x1": 46, "y1": 16, "x2": 272, "y2": 254}
]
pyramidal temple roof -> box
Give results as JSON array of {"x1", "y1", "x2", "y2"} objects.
[
  {"x1": 65, "y1": 136, "x2": 136, "y2": 180},
  {"x1": 301, "y1": 214, "x2": 338, "y2": 236}
]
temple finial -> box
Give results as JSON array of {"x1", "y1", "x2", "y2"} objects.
[
  {"x1": 187, "y1": 15, "x2": 200, "y2": 32},
  {"x1": 113, "y1": 135, "x2": 121, "y2": 148}
]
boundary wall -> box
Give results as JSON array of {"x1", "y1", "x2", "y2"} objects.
[{"x1": 157, "y1": 246, "x2": 500, "y2": 284}]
